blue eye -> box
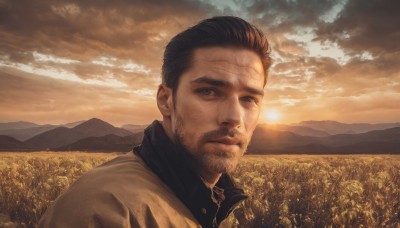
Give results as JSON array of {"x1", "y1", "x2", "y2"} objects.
[
  {"x1": 241, "y1": 96, "x2": 257, "y2": 103},
  {"x1": 197, "y1": 88, "x2": 215, "y2": 96}
]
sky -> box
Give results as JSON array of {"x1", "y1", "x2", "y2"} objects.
[{"x1": 0, "y1": 0, "x2": 399, "y2": 126}]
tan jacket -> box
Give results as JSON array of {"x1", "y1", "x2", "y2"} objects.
[
  {"x1": 40, "y1": 121, "x2": 246, "y2": 227},
  {"x1": 39, "y1": 152, "x2": 201, "y2": 227}
]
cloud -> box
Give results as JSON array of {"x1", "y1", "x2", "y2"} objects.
[
  {"x1": 0, "y1": 0, "x2": 217, "y2": 82},
  {"x1": 246, "y1": 0, "x2": 338, "y2": 32},
  {"x1": 0, "y1": 0, "x2": 219, "y2": 125},
  {"x1": 0, "y1": 0, "x2": 216, "y2": 60},
  {"x1": 0, "y1": 67, "x2": 160, "y2": 125},
  {"x1": 0, "y1": 0, "x2": 399, "y2": 124},
  {"x1": 316, "y1": 0, "x2": 400, "y2": 55}
]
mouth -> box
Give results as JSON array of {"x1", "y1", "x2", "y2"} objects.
[{"x1": 208, "y1": 137, "x2": 241, "y2": 147}]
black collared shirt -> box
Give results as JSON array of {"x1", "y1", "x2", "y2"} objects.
[{"x1": 134, "y1": 121, "x2": 247, "y2": 228}]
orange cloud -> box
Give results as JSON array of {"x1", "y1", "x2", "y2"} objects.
[{"x1": 0, "y1": 0, "x2": 399, "y2": 125}]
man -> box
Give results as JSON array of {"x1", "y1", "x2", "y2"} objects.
[{"x1": 39, "y1": 16, "x2": 271, "y2": 227}]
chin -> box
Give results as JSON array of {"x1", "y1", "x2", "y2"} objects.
[{"x1": 202, "y1": 155, "x2": 240, "y2": 174}]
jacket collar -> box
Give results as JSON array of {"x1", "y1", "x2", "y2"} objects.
[{"x1": 134, "y1": 120, "x2": 247, "y2": 227}]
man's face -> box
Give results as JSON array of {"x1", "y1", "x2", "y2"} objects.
[{"x1": 170, "y1": 47, "x2": 264, "y2": 174}]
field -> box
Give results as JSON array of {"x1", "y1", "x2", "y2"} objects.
[{"x1": 0, "y1": 152, "x2": 399, "y2": 227}]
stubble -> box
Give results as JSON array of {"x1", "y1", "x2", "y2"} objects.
[{"x1": 173, "y1": 115, "x2": 248, "y2": 174}]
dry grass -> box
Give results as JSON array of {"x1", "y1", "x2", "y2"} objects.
[{"x1": 0, "y1": 152, "x2": 399, "y2": 227}]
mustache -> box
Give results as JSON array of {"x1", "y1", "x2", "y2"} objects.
[{"x1": 201, "y1": 127, "x2": 245, "y2": 144}]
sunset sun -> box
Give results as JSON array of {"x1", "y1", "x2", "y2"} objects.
[{"x1": 265, "y1": 109, "x2": 281, "y2": 123}]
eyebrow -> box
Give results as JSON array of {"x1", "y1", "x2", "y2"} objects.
[{"x1": 190, "y1": 76, "x2": 264, "y2": 96}]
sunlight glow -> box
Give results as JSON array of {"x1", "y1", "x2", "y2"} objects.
[{"x1": 265, "y1": 109, "x2": 281, "y2": 123}]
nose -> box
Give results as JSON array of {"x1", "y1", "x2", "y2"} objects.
[{"x1": 218, "y1": 96, "x2": 242, "y2": 128}]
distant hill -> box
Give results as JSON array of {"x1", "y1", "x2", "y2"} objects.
[
  {"x1": 56, "y1": 132, "x2": 144, "y2": 152},
  {"x1": 247, "y1": 125, "x2": 319, "y2": 153},
  {"x1": 263, "y1": 124, "x2": 330, "y2": 137},
  {"x1": 336, "y1": 141, "x2": 400, "y2": 154},
  {"x1": 72, "y1": 118, "x2": 132, "y2": 136},
  {"x1": 282, "y1": 125, "x2": 330, "y2": 137},
  {"x1": 319, "y1": 126, "x2": 400, "y2": 147},
  {"x1": 121, "y1": 124, "x2": 148, "y2": 134},
  {"x1": 295, "y1": 120, "x2": 400, "y2": 135},
  {"x1": 250, "y1": 127, "x2": 400, "y2": 154},
  {"x1": 62, "y1": 120, "x2": 86, "y2": 128},
  {"x1": 0, "y1": 125, "x2": 58, "y2": 141},
  {"x1": 0, "y1": 120, "x2": 86, "y2": 141},
  {"x1": 0, "y1": 121, "x2": 39, "y2": 131},
  {"x1": 2, "y1": 118, "x2": 399, "y2": 154},
  {"x1": 0, "y1": 135, "x2": 37, "y2": 151},
  {"x1": 25, "y1": 118, "x2": 133, "y2": 149}
]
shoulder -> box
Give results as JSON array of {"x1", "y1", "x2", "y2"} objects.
[{"x1": 39, "y1": 153, "x2": 199, "y2": 228}]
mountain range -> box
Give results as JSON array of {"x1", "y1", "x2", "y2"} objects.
[
  {"x1": 247, "y1": 125, "x2": 400, "y2": 154},
  {"x1": 0, "y1": 120, "x2": 85, "y2": 141},
  {"x1": 0, "y1": 118, "x2": 399, "y2": 154}
]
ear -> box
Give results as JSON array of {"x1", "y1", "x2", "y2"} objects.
[{"x1": 157, "y1": 84, "x2": 173, "y2": 117}]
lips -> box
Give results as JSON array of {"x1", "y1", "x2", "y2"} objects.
[
  {"x1": 202, "y1": 127, "x2": 244, "y2": 150},
  {"x1": 209, "y1": 137, "x2": 241, "y2": 146}
]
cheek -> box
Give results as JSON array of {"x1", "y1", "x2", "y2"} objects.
[
  {"x1": 174, "y1": 101, "x2": 212, "y2": 144},
  {"x1": 244, "y1": 109, "x2": 261, "y2": 134},
  {"x1": 179, "y1": 97, "x2": 215, "y2": 125}
]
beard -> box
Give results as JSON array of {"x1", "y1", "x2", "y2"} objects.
[{"x1": 173, "y1": 115, "x2": 249, "y2": 174}]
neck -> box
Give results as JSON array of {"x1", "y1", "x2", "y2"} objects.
[
  {"x1": 160, "y1": 119, "x2": 222, "y2": 188},
  {"x1": 198, "y1": 170, "x2": 222, "y2": 189}
]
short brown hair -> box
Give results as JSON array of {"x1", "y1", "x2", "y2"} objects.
[{"x1": 162, "y1": 16, "x2": 271, "y2": 93}]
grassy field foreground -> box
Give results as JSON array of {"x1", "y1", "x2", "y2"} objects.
[{"x1": 0, "y1": 152, "x2": 399, "y2": 227}]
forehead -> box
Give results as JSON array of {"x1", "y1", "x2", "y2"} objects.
[{"x1": 182, "y1": 46, "x2": 265, "y2": 87}]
